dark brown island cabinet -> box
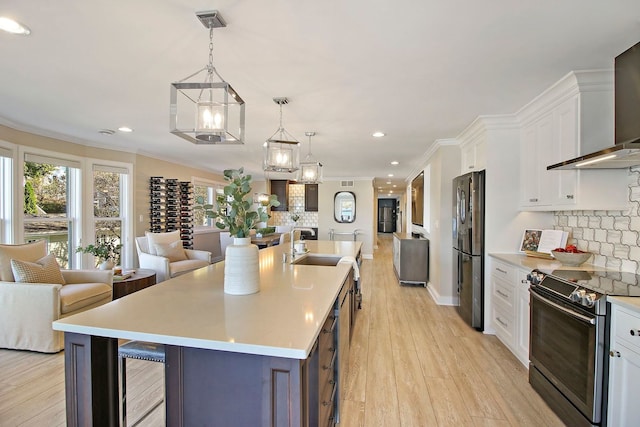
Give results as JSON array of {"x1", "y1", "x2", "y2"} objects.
[{"x1": 61, "y1": 271, "x2": 354, "y2": 427}]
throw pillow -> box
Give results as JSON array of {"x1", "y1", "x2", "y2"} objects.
[
  {"x1": 145, "y1": 230, "x2": 181, "y2": 256},
  {"x1": 155, "y1": 241, "x2": 188, "y2": 262},
  {"x1": 10, "y1": 253, "x2": 66, "y2": 285},
  {"x1": 0, "y1": 240, "x2": 48, "y2": 281}
]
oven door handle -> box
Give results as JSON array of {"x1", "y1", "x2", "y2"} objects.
[{"x1": 530, "y1": 290, "x2": 596, "y2": 325}]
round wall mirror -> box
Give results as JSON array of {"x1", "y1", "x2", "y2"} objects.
[{"x1": 334, "y1": 191, "x2": 356, "y2": 223}]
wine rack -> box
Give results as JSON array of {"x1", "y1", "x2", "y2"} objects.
[
  {"x1": 149, "y1": 177, "x2": 193, "y2": 248},
  {"x1": 149, "y1": 177, "x2": 165, "y2": 232},
  {"x1": 165, "y1": 179, "x2": 179, "y2": 232},
  {"x1": 179, "y1": 181, "x2": 194, "y2": 249}
]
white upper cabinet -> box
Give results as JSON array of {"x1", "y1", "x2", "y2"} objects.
[
  {"x1": 517, "y1": 70, "x2": 628, "y2": 211},
  {"x1": 460, "y1": 131, "x2": 487, "y2": 173}
]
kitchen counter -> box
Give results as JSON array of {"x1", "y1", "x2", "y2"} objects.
[
  {"x1": 609, "y1": 296, "x2": 640, "y2": 312},
  {"x1": 489, "y1": 252, "x2": 609, "y2": 272},
  {"x1": 54, "y1": 240, "x2": 362, "y2": 426},
  {"x1": 54, "y1": 240, "x2": 361, "y2": 359}
]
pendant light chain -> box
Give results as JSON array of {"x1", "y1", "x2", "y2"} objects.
[{"x1": 207, "y1": 25, "x2": 214, "y2": 82}]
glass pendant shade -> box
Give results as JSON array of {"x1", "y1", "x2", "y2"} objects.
[
  {"x1": 298, "y1": 132, "x2": 323, "y2": 183},
  {"x1": 264, "y1": 97, "x2": 300, "y2": 173},
  {"x1": 195, "y1": 100, "x2": 225, "y2": 142},
  {"x1": 170, "y1": 11, "x2": 245, "y2": 145},
  {"x1": 263, "y1": 140, "x2": 299, "y2": 173}
]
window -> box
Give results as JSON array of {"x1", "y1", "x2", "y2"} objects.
[
  {"x1": 0, "y1": 146, "x2": 13, "y2": 243},
  {"x1": 193, "y1": 178, "x2": 224, "y2": 227},
  {"x1": 22, "y1": 153, "x2": 81, "y2": 268},
  {"x1": 90, "y1": 164, "x2": 130, "y2": 267}
]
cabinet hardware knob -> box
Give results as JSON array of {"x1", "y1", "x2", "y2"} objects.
[
  {"x1": 609, "y1": 350, "x2": 621, "y2": 358},
  {"x1": 566, "y1": 194, "x2": 574, "y2": 199},
  {"x1": 529, "y1": 198, "x2": 538, "y2": 202},
  {"x1": 468, "y1": 165, "x2": 474, "y2": 169},
  {"x1": 629, "y1": 329, "x2": 640, "y2": 336},
  {"x1": 521, "y1": 279, "x2": 528, "y2": 283},
  {"x1": 496, "y1": 268, "x2": 507, "y2": 274}
]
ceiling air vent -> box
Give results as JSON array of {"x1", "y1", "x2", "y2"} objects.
[{"x1": 340, "y1": 180, "x2": 354, "y2": 187}]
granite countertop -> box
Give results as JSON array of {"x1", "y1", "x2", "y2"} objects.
[
  {"x1": 608, "y1": 296, "x2": 640, "y2": 313},
  {"x1": 489, "y1": 252, "x2": 609, "y2": 272},
  {"x1": 53, "y1": 241, "x2": 361, "y2": 359}
]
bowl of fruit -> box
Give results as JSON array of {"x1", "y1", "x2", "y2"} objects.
[{"x1": 551, "y1": 245, "x2": 592, "y2": 266}]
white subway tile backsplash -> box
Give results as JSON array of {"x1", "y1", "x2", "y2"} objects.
[
  {"x1": 577, "y1": 215, "x2": 589, "y2": 227},
  {"x1": 554, "y1": 167, "x2": 640, "y2": 273},
  {"x1": 588, "y1": 216, "x2": 602, "y2": 228},
  {"x1": 622, "y1": 230, "x2": 638, "y2": 245},
  {"x1": 614, "y1": 216, "x2": 631, "y2": 230},
  {"x1": 607, "y1": 230, "x2": 622, "y2": 244},
  {"x1": 583, "y1": 228, "x2": 595, "y2": 241},
  {"x1": 594, "y1": 229, "x2": 607, "y2": 242},
  {"x1": 269, "y1": 184, "x2": 318, "y2": 229},
  {"x1": 600, "y1": 216, "x2": 615, "y2": 230}
]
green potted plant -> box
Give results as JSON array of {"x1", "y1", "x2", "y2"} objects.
[
  {"x1": 194, "y1": 168, "x2": 280, "y2": 295},
  {"x1": 76, "y1": 235, "x2": 122, "y2": 269},
  {"x1": 194, "y1": 168, "x2": 280, "y2": 237}
]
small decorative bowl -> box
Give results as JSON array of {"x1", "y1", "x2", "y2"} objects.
[{"x1": 551, "y1": 250, "x2": 592, "y2": 267}]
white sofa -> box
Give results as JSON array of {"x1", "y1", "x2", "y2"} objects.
[
  {"x1": 135, "y1": 232, "x2": 211, "y2": 283},
  {"x1": 0, "y1": 241, "x2": 113, "y2": 353}
]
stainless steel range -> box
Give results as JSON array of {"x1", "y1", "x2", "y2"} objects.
[{"x1": 528, "y1": 268, "x2": 640, "y2": 427}]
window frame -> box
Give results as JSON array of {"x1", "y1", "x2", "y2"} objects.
[
  {"x1": 84, "y1": 160, "x2": 134, "y2": 269},
  {"x1": 20, "y1": 148, "x2": 82, "y2": 268}
]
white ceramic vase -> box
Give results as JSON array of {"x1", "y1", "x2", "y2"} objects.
[
  {"x1": 224, "y1": 237, "x2": 260, "y2": 295},
  {"x1": 99, "y1": 259, "x2": 114, "y2": 270}
]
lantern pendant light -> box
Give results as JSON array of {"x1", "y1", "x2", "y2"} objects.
[
  {"x1": 170, "y1": 11, "x2": 245, "y2": 144},
  {"x1": 298, "y1": 132, "x2": 323, "y2": 184},
  {"x1": 263, "y1": 97, "x2": 300, "y2": 173}
]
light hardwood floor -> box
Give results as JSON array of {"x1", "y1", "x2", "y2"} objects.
[{"x1": 0, "y1": 234, "x2": 563, "y2": 426}]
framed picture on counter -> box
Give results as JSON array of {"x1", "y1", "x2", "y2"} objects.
[{"x1": 520, "y1": 229, "x2": 542, "y2": 252}]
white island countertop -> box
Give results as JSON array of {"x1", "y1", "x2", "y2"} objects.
[{"x1": 53, "y1": 240, "x2": 362, "y2": 359}]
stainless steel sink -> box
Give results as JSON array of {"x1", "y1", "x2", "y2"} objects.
[{"x1": 293, "y1": 254, "x2": 342, "y2": 266}]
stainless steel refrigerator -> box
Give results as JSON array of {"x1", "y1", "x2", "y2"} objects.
[
  {"x1": 378, "y1": 206, "x2": 395, "y2": 233},
  {"x1": 452, "y1": 170, "x2": 485, "y2": 331}
]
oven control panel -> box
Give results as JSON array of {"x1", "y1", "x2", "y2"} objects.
[{"x1": 569, "y1": 288, "x2": 598, "y2": 308}]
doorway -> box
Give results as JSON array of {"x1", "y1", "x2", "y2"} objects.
[{"x1": 377, "y1": 198, "x2": 397, "y2": 233}]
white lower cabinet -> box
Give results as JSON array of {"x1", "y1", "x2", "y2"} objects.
[
  {"x1": 607, "y1": 302, "x2": 640, "y2": 426},
  {"x1": 489, "y1": 257, "x2": 530, "y2": 367}
]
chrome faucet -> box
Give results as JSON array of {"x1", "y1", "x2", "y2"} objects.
[{"x1": 289, "y1": 227, "x2": 316, "y2": 262}]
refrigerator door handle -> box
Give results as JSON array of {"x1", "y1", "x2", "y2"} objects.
[{"x1": 457, "y1": 252, "x2": 463, "y2": 293}]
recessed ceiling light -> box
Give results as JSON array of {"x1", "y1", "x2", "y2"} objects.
[
  {"x1": 393, "y1": 185, "x2": 397, "y2": 188},
  {"x1": 372, "y1": 131, "x2": 385, "y2": 138},
  {"x1": 118, "y1": 126, "x2": 133, "y2": 133},
  {"x1": 390, "y1": 161, "x2": 399, "y2": 165},
  {"x1": 0, "y1": 17, "x2": 31, "y2": 35},
  {"x1": 389, "y1": 191, "x2": 393, "y2": 193},
  {"x1": 386, "y1": 181, "x2": 391, "y2": 184},
  {"x1": 387, "y1": 174, "x2": 394, "y2": 177}
]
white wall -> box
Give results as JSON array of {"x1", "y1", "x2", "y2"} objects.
[
  {"x1": 318, "y1": 179, "x2": 375, "y2": 258},
  {"x1": 412, "y1": 145, "x2": 460, "y2": 305}
]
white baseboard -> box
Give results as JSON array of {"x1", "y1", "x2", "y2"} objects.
[{"x1": 426, "y1": 283, "x2": 458, "y2": 306}]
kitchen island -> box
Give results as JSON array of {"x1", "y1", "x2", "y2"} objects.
[{"x1": 53, "y1": 240, "x2": 362, "y2": 427}]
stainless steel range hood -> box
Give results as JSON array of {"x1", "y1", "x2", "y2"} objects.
[
  {"x1": 548, "y1": 41, "x2": 640, "y2": 171},
  {"x1": 547, "y1": 138, "x2": 640, "y2": 170}
]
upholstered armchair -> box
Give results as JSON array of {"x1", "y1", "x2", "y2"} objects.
[
  {"x1": 0, "y1": 240, "x2": 114, "y2": 353},
  {"x1": 135, "y1": 231, "x2": 211, "y2": 283}
]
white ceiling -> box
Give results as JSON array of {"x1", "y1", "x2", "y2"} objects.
[{"x1": 1, "y1": 1, "x2": 639, "y2": 194}]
